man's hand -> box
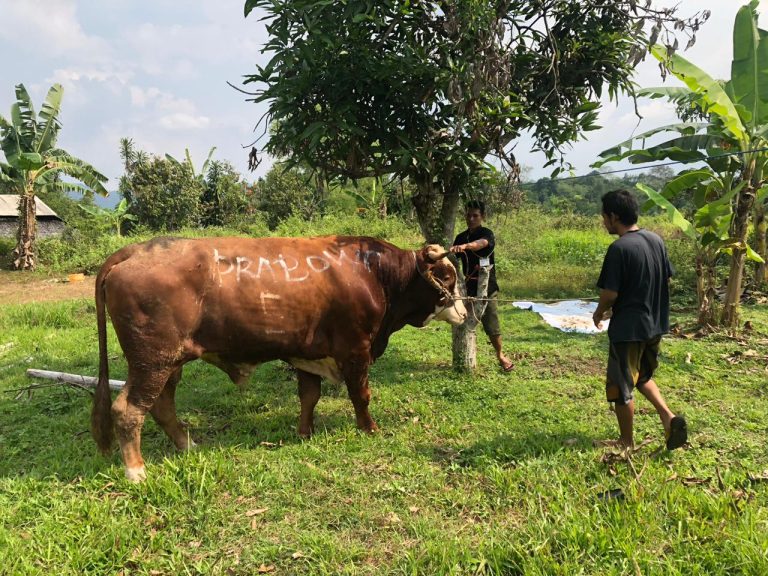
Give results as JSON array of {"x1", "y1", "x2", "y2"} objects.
[
  {"x1": 593, "y1": 309, "x2": 604, "y2": 329},
  {"x1": 449, "y1": 244, "x2": 467, "y2": 253},
  {"x1": 594, "y1": 289, "x2": 618, "y2": 329},
  {"x1": 592, "y1": 308, "x2": 612, "y2": 329}
]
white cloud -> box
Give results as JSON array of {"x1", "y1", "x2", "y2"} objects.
[
  {"x1": 125, "y1": 19, "x2": 265, "y2": 80},
  {"x1": 0, "y1": 0, "x2": 111, "y2": 60},
  {"x1": 129, "y1": 86, "x2": 196, "y2": 112},
  {"x1": 158, "y1": 113, "x2": 210, "y2": 130},
  {"x1": 616, "y1": 99, "x2": 677, "y2": 129}
]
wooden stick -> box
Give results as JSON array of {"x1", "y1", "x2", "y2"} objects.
[{"x1": 26, "y1": 369, "x2": 125, "y2": 391}]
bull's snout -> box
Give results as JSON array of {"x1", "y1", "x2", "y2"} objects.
[{"x1": 442, "y1": 299, "x2": 467, "y2": 326}]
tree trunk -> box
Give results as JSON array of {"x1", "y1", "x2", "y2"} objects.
[
  {"x1": 452, "y1": 322, "x2": 477, "y2": 372},
  {"x1": 410, "y1": 175, "x2": 479, "y2": 370},
  {"x1": 452, "y1": 265, "x2": 491, "y2": 372},
  {"x1": 695, "y1": 251, "x2": 718, "y2": 327},
  {"x1": 721, "y1": 183, "x2": 756, "y2": 327},
  {"x1": 411, "y1": 177, "x2": 461, "y2": 247},
  {"x1": 754, "y1": 201, "x2": 767, "y2": 288},
  {"x1": 12, "y1": 189, "x2": 37, "y2": 271}
]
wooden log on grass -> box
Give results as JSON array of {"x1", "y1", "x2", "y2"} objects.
[{"x1": 26, "y1": 369, "x2": 125, "y2": 391}]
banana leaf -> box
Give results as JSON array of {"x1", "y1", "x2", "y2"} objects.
[
  {"x1": 730, "y1": 2, "x2": 768, "y2": 129},
  {"x1": 636, "y1": 183, "x2": 696, "y2": 240},
  {"x1": 652, "y1": 45, "x2": 746, "y2": 141}
]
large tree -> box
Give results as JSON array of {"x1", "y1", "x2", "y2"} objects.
[
  {"x1": 242, "y1": 0, "x2": 707, "y2": 370},
  {"x1": 0, "y1": 84, "x2": 107, "y2": 270},
  {"x1": 242, "y1": 0, "x2": 707, "y2": 245}
]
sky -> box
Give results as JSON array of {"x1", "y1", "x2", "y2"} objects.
[{"x1": 1, "y1": 0, "x2": 766, "y2": 203}]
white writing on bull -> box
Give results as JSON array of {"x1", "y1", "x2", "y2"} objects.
[{"x1": 213, "y1": 248, "x2": 381, "y2": 283}]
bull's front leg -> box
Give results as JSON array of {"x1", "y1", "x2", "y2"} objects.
[
  {"x1": 342, "y1": 358, "x2": 378, "y2": 433},
  {"x1": 297, "y1": 369, "x2": 321, "y2": 438}
]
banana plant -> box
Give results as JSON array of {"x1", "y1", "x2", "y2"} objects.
[
  {"x1": 165, "y1": 146, "x2": 217, "y2": 183},
  {"x1": 0, "y1": 83, "x2": 108, "y2": 270},
  {"x1": 594, "y1": 1, "x2": 768, "y2": 328},
  {"x1": 79, "y1": 198, "x2": 137, "y2": 237},
  {"x1": 634, "y1": 169, "x2": 763, "y2": 326}
]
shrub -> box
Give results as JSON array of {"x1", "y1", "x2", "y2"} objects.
[{"x1": 123, "y1": 157, "x2": 204, "y2": 231}]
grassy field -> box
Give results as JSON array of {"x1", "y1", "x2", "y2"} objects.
[{"x1": 1, "y1": 213, "x2": 766, "y2": 575}]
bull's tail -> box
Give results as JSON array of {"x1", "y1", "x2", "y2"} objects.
[{"x1": 91, "y1": 262, "x2": 115, "y2": 455}]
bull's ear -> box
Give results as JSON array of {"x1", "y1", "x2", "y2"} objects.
[{"x1": 424, "y1": 244, "x2": 449, "y2": 262}]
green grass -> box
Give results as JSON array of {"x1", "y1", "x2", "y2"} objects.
[
  {"x1": 1, "y1": 293, "x2": 767, "y2": 574},
  {"x1": 487, "y1": 208, "x2": 696, "y2": 300},
  {"x1": 1, "y1": 211, "x2": 763, "y2": 574}
]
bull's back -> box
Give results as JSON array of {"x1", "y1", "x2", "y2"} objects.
[{"x1": 101, "y1": 236, "x2": 397, "y2": 361}]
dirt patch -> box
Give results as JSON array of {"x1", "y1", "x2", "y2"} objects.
[{"x1": 0, "y1": 272, "x2": 95, "y2": 305}]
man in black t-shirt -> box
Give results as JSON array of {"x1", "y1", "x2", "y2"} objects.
[
  {"x1": 450, "y1": 200, "x2": 514, "y2": 372},
  {"x1": 593, "y1": 190, "x2": 687, "y2": 451}
]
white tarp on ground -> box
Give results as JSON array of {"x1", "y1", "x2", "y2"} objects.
[{"x1": 512, "y1": 299, "x2": 609, "y2": 334}]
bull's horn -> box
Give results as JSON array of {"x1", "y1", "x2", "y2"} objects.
[{"x1": 425, "y1": 245, "x2": 449, "y2": 261}]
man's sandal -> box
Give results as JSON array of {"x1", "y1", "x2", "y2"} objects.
[{"x1": 666, "y1": 415, "x2": 688, "y2": 450}]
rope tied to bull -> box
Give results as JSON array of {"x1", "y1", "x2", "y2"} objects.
[
  {"x1": 413, "y1": 250, "x2": 598, "y2": 323},
  {"x1": 412, "y1": 249, "x2": 466, "y2": 320},
  {"x1": 464, "y1": 263, "x2": 491, "y2": 327}
]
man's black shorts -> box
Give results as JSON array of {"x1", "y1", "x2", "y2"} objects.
[{"x1": 606, "y1": 335, "x2": 662, "y2": 405}]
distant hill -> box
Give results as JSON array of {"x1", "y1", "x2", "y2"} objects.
[
  {"x1": 522, "y1": 166, "x2": 676, "y2": 215},
  {"x1": 93, "y1": 192, "x2": 120, "y2": 209}
]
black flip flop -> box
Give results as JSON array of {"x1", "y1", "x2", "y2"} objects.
[
  {"x1": 666, "y1": 415, "x2": 688, "y2": 450},
  {"x1": 500, "y1": 362, "x2": 514, "y2": 373}
]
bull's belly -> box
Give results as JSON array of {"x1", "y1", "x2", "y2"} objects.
[
  {"x1": 193, "y1": 311, "x2": 348, "y2": 386},
  {"x1": 200, "y1": 352, "x2": 344, "y2": 387},
  {"x1": 286, "y1": 357, "x2": 343, "y2": 384}
]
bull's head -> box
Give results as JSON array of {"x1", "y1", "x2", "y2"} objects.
[{"x1": 418, "y1": 244, "x2": 467, "y2": 326}]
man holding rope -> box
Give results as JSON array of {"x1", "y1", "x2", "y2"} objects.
[{"x1": 450, "y1": 200, "x2": 515, "y2": 372}]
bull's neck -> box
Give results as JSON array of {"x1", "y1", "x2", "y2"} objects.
[{"x1": 370, "y1": 248, "x2": 421, "y2": 359}]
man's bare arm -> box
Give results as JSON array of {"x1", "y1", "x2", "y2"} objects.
[
  {"x1": 450, "y1": 238, "x2": 489, "y2": 253},
  {"x1": 593, "y1": 289, "x2": 618, "y2": 328}
]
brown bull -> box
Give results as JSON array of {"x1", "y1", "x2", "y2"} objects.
[{"x1": 91, "y1": 235, "x2": 467, "y2": 481}]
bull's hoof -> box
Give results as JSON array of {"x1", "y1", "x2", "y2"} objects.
[
  {"x1": 358, "y1": 422, "x2": 379, "y2": 434},
  {"x1": 125, "y1": 466, "x2": 147, "y2": 483},
  {"x1": 179, "y1": 437, "x2": 197, "y2": 451}
]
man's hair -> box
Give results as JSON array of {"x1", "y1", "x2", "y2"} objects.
[
  {"x1": 601, "y1": 189, "x2": 638, "y2": 226},
  {"x1": 465, "y1": 200, "x2": 485, "y2": 216}
]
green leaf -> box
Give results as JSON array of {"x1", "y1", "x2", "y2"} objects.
[
  {"x1": 651, "y1": 45, "x2": 746, "y2": 141},
  {"x1": 637, "y1": 86, "x2": 693, "y2": 101},
  {"x1": 594, "y1": 122, "x2": 707, "y2": 165},
  {"x1": 37, "y1": 154, "x2": 108, "y2": 196},
  {"x1": 14, "y1": 84, "x2": 36, "y2": 135},
  {"x1": 746, "y1": 242, "x2": 765, "y2": 263},
  {"x1": 757, "y1": 184, "x2": 768, "y2": 203},
  {"x1": 636, "y1": 183, "x2": 696, "y2": 240},
  {"x1": 201, "y1": 146, "x2": 217, "y2": 177},
  {"x1": 660, "y1": 170, "x2": 713, "y2": 199},
  {"x1": 730, "y1": 2, "x2": 768, "y2": 128},
  {"x1": 35, "y1": 84, "x2": 63, "y2": 153},
  {"x1": 17, "y1": 152, "x2": 44, "y2": 170},
  {"x1": 244, "y1": 0, "x2": 259, "y2": 18}
]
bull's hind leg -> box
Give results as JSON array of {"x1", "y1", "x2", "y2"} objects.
[
  {"x1": 297, "y1": 370, "x2": 321, "y2": 438},
  {"x1": 342, "y1": 362, "x2": 378, "y2": 433},
  {"x1": 112, "y1": 366, "x2": 174, "y2": 482},
  {"x1": 150, "y1": 368, "x2": 195, "y2": 451}
]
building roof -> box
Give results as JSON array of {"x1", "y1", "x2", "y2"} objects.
[{"x1": 0, "y1": 195, "x2": 61, "y2": 219}]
